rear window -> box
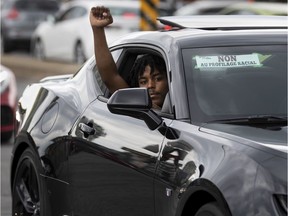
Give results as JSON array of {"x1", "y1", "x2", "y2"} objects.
[
  {"x1": 15, "y1": 0, "x2": 59, "y2": 11},
  {"x1": 109, "y1": 7, "x2": 139, "y2": 16}
]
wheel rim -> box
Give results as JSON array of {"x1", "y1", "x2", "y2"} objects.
[
  {"x1": 34, "y1": 40, "x2": 44, "y2": 60},
  {"x1": 12, "y1": 158, "x2": 40, "y2": 216},
  {"x1": 75, "y1": 43, "x2": 86, "y2": 64}
]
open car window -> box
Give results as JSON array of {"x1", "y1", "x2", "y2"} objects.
[{"x1": 96, "y1": 47, "x2": 173, "y2": 115}]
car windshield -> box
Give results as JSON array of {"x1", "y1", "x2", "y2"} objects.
[{"x1": 183, "y1": 45, "x2": 287, "y2": 123}]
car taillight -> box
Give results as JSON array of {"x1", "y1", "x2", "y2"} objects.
[
  {"x1": 123, "y1": 12, "x2": 136, "y2": 19},
  {"x1": 7, "y1": 8, "x2": 19, "y2": 19},
  {"x1": 164, "y1": 25, "x2": 172, "y2": 30}
]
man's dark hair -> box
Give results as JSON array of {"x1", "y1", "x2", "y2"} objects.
[{"x1": 129, "y1": 54, "x2": 166, "y2": 87}]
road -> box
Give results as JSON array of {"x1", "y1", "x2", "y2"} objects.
[{"x1": 1, "y1": 53, "x2": 81, "y2": 216}]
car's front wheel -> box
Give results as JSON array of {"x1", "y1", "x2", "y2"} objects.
[
  {"x1": 195, "y1": 202, "x2": 228, "y2": 216},
  {"x1": 12, "y1": 148, "x2": 41, "y2": 216},
  {"x1": 1, "y1": 36, "x2": 13, "y2": 53},
  {"x1": 33, "y1": 39, "x2": 45, "y2": 60},
  {"x1": 74, "y1": 42, "x2": 86, "y2": 64}
]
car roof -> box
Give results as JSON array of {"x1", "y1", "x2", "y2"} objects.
[
  {"x1": 109, "y1": 15, "x2": 287, "y2": 49},
  {"x1": 157, "y1": 15, "x2": 288, "y2": 29}
]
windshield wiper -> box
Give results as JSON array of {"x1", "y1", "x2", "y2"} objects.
[{"x1": 210, "y1": 115, "x2": 288, "y2": 125}]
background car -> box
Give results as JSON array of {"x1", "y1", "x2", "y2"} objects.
[
  {"x1": 0, "y1": 0, "x2": 59, "y2": 53},
  {"x1": 173, "y1": 0, "x2": 237, "y2": 16},
  {"x1": 31, "y1": 0, "x2": 140, "y2": 64},
  {"x1": 12, "y1": 16, "x2": 287, "y2": 216},
  {"x1": 218, "y1": 2, "x2": 288, "y2": 15},
  {"x1": 0, "y1": 64, "x2": 17, "y2": 142}
]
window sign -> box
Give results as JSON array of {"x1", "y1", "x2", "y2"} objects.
[{"x1": 194, "y1": 54, "x2": 264, "y2": 69}]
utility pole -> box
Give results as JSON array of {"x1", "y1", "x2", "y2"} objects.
[{"x1": 140, "y1": 0, "x2": 160, "y2": 31}]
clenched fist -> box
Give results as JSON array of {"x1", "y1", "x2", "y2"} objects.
[{"x1": 90, "y1": 6, "x2": 113, "y2": 29}]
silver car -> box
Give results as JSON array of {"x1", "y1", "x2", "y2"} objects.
[{"x1": 1, "y1": 0, "x2": 59, "y2": 53}]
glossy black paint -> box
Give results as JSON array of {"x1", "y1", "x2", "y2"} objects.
[{"x1": 11, "y1": 16, "x2": 287, "y2": 216}]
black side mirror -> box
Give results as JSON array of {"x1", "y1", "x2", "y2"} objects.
[{"x1": 107, "y1": 88, "x2": 163, "y2": 130}]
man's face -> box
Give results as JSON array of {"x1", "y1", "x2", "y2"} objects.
[{"x1": 138, "y1": 65, "x2": 168, "y2": 109}]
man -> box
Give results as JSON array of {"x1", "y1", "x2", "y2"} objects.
[{"x1": 90, "y1": 6, "x2": 168, "y2": 109}]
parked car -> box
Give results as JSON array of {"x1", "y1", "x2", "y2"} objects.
[
  {"x1": 0, "y1": 0, "x2": 59, "y2": 53},
  {"x1": 173, "y1": 1, "x2": 239, "y2": 16},
  {"x1": 12, "y1": 15, "x2": 287, "y2": 216},
  {"x1": 31, "y1": 0, "x2": 140, "y2": 64},
  {"x1": 0, "y1": 64, "x2": 17, "y2": 142},
  {"x1": 218, "y1": 2, "x2": 288, "y2": 16}
]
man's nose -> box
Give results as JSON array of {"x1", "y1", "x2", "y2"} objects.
[{"x1": 147, "y1": 79, "x2": 155, "y2": 88}]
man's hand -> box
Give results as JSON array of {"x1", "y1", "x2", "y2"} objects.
[{"x1": 90, "y1": 6, "x2": 113, "y2": 29}]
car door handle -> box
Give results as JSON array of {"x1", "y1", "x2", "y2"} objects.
[{"x1": 78, "y1": 122, "x2": 95, "y2": 137}]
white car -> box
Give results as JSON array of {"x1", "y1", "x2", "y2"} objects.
[
  {"x1": 218, "y1": 2, "x2": 288, "y2": 16},
  {"x1": 173, "y1": 1, "x2": 238, "y2": 16},
  {"x1": 31, "y1": 0, "x2": 140, "y2": 64}
]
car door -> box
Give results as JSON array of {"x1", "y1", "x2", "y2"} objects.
[
  {"x1": 69, "y1": 99, "x2": 167, "y2": 216},
  {"x1": 67, "y1": 48, "x2": 171, "y2": 216}
]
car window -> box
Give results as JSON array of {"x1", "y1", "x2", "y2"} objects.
[
  {"x1": 225, "y1": 10, "x2": 256, "y2": 15},
  {"x1": 1, "y1": 1, "x2": 13, "y2": 9},
  {"x1": 109, "y1": 6, "x2": 139, "y2": 16},
  {"x1": 93, "y1": 64, "x2": 107, "y2": 95},
  {"x1": 114, "y1": 47, "x2": 172, "y2": 114},
  {"x1": 14, "y1": 0, "x2": 59, "y2": 11},
  {"x1": 60, "y1": 6, "x2": 86, "y2": 21},
  {"x1": 93, "y1": 49, "x2": 123, "y2": 95},
  {"x1": 95, "y1": 47, "x2": 172, "y2": 114},
  {"x1": 183, "y1": 45, "x2": 287, "y2": 123}
]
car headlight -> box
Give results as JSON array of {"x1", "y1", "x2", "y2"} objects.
[{"x1": 274, "y1": 194, "x2": 287, "y2": 215}]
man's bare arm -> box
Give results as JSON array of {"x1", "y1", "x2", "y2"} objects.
[{"x1": 90, "y1": 6, "x2": 128, "y2": 93}]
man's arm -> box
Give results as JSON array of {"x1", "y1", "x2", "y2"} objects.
[{"x1": 90, "y1": 6, "x2": 128, "y2": 93}]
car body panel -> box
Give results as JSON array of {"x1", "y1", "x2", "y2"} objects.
[
  {"x1": 68, "y1": 99, "x2": 173, "y2": 215},
  {"x1": 0, "y1": 64, "x2": 17, "y2": 140}
]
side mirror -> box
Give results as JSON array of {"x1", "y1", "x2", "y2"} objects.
[{"x1": 107, "y1": 88, "x2": 163, "y2": 130}]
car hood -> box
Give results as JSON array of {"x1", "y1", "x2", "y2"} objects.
[{"x1": 199, "y1": 123, "x2": 287, "y2": 155}]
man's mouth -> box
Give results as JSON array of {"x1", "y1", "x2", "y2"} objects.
[{"x1": 149, "y1": 93, "x2": 158, "y2": 99}]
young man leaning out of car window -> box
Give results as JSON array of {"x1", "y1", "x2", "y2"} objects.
[{"x1": 89, "y1": 6, "x2": 168, "y2": 110}]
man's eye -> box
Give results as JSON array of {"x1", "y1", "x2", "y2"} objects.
[
  {"x1": 139, "y1": 80, "x2": 147, "y2": 85},
  {"x1": 155, "y1": 76, "x2": 163, "y2": 81}
]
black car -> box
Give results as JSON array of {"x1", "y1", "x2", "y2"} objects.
[{"x1": 11, "y1": 16, "x2": 287, "y2": 216}]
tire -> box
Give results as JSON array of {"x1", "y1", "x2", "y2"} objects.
[
  {"x1": 2, "y1": 36, "x2": 13, "y2": 53},
  {"x1": 33, "y1": 39, "x2": 45, "y2": 60},
  {"x1": 195, "y1": 202, "x2": 228, "y2": 216},
  {"x1": 1, "y1": 131, "x2": 13, "y2": 142},
  {"x1": 12, "y1": 148, "x2": 42, "y2": 216},
  {"x1": 74, "y1": 42, "x2": 86, "y2": 64}
]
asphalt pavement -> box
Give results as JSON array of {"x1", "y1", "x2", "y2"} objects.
[{"x1": 1, "y1": 54, "x2": 81, "y2": 80}]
